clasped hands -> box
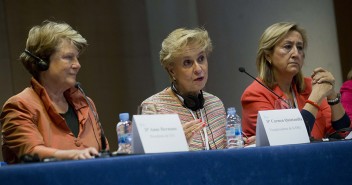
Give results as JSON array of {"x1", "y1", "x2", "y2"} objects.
[{"x1": 311, "y1": 67, "x2": 337, "y2": 100}]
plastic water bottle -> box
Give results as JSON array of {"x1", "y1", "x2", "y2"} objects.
[
  {"x1": 0, "y1": 161, "x2": 7, "y2": 167},
  {"x1": 226, "y1": 107, "x2": 244, "y2": 149},
  {"x1": 116, "y1": 113, "x2": 132, "y2": 154}
]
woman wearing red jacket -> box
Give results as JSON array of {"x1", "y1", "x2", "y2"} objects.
[{"x1": 241, "y1": 22, "x2": 350, "y2": 145}]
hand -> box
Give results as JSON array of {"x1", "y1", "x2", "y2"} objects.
[
  {"x1": 182, "y1": 119, "x2": 206, "y2": 144},
  {"x1": 311, "y1": 67, "x2": 336, "y2": 98},
  {"x1": 54, "y1": 147, "x2": 99, "y2": 160},
  {"x1": 243, "y1": 135, "x2": 256, "y2": 146},
  {"x1": 311, "y1": 67, "x2": 335, "y2": 86},
  {"x1": 310, "y1": 82, "x2": 334, "y2": 103}
]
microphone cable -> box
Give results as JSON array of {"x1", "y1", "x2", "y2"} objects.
[
  {"x1": 75, "y1": 82, "x2": 109, "y2": 155},
  {"x1": 202, "y1": 107, "x2": 218, "y2": 150},
  {"x1": 239, "y1": 67, "x2": 291, "y2": 108},
  {"x1": 326, "y1": 127, "x2": 352, "y2": 139}
]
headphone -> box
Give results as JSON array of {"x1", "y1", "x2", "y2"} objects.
[
  {"x1": 171, "y1": 83, "x2": 205, "y2": 111},
  {"x1": 24, "y1": 49, "x2": 49, "y2": 71}
]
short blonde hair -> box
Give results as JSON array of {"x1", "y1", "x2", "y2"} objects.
[
  {"x1": 160, "y1": 28, "x2": 212, "y2": 74},
  {"x1": 256, "y1": 22, "x2": 307, "y2": 93},
  {"x1": 20, "y1": 20, "x2": 88, "y2": 79}
]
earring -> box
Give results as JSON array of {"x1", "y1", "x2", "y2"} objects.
[{"x1": 172, "y1": 76, "x2": 176, "y2": 81}]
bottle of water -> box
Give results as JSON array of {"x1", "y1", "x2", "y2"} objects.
[
  {"x1": 116, "y1": 113, "x2": 132, "y2": 154},
  {"x1": 226, "y1": 107, "x2": 244, "y2": 149}
]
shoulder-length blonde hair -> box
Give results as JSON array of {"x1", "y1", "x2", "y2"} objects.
[{"x1": 256, "y1": 22, "x2": 307, "y2": 93}]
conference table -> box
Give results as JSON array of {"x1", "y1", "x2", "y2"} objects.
[{"x1": 1, "y1": 140, "x2": 352, "y2": 185}]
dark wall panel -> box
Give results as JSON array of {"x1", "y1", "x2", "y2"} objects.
[{"x1": 334, "y1": 0, "x2": 352, "y2": 81}]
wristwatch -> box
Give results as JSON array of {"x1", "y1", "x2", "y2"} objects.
[{"x1": 327, "y1": 93, "x2": 341, "y2": 105}]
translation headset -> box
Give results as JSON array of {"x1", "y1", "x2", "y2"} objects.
[
  {"x1": 24, "y1": 49, "x2": 49, "y2": 71},
  {"x1": 171, "y1": 83, "x2": 217, "y2": 150},
  {"x1": 171, "y1": 83, "x2": 218, "y2": 150},
  {"x1": 171, "y1": 83, "x2": 205, "y2": 111}
]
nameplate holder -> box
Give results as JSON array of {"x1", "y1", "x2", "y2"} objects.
[
  {"x1": 132, "y1": 114, "x2": 189, "y2": 154},
  {"x1": 256, "y1": 109, "x2": 310, "y2": 147}
]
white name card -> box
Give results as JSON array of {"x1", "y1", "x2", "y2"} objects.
[
  {"x1": 132, "y1": 114, "x2": 189, "y2": 154},
  {"x1": 256, "y1": 109, "x2": 310, "y2": 147}
]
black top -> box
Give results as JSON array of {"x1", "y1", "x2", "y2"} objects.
[{"x1": 61, "y1": 104, "x2": 79, "y2": 137}]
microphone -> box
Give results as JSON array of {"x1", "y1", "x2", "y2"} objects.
[
  {"x1": 75, "y1": 82, "x2": 109, "y2": 156},
  {"x1": 238, "y1": 67, "x2": 291, "y2": 107},
  {"x1": 239, "y1": 67, "x2": 318, "y2": 140}
]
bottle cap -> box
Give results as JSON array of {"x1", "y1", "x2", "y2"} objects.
[
  {"x1": 119, "y1": 113, "x2": 129, "y2": 121},
  {"x1": 227, "y1": 107, "x2": 236, "y2": 115}
]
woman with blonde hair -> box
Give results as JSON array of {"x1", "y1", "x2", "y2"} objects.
[
  {"x1": 140, "y1": 28, "x2": 226, "y2": 150},
  {"x1": 1, "y1": 20, "x2": 109, "y2": 164},
  {"x1": 241, "y1": 22, "x2": 350, "y2": 145}
]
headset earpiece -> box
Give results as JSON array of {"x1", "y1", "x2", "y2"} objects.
[
  {"x1": 36, "y1": 60, "x2": 49, "y2": 71},
  {"x1": 171, "y1": 83, "x2": 204, "y2": 111},
  {"x1": 183, "y1": 92, "x2": 204, "y2": 111},
  {"x1": 24, "y1": 49, "x2": 49, "y2": 71}
]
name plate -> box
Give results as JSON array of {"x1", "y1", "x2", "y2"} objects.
[
  {"x1": 132, "y1": 114, "x2": 189, "y2": 154},
  {"x1": 256, "y1": 109, "x2": 310, "y2": 146}
]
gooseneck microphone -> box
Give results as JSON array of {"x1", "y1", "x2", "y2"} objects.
[
  {"x1": 75, "y1": 82, "x2": 109, "y2": 155},
  {"x1": 239, "y1": 67, "x2": 315, "y2": 139},
  {"x1": 238, "y1": 67, "x2": 291, "y2": 107}
]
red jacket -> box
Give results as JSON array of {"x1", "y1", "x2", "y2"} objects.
[
  {"x1": 1, "y1": 78, "x2": 109, "y2": 164},
  {"x1": 241, "y1": 77, "x2": 334, "y2": 140}
]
